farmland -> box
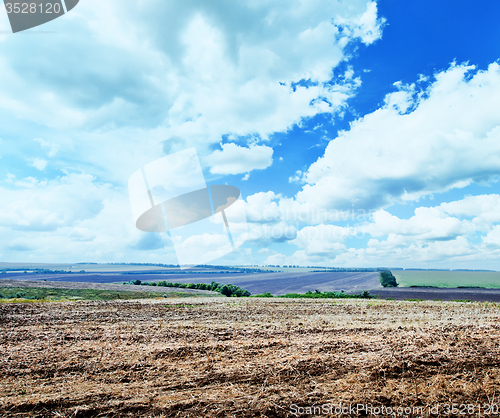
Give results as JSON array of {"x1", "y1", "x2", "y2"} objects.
[
  {"x1": 393, "y1": 270, "x2": 500, "y2": 288},
  {"x1": 0, "y1": 285, "x2": 215, "y2": 302},
  {"x1": 1, "y1": 271, "x2": 382, "y2": 295},
  {"x1": 1, "y1": 298, "x2": 500, "y2": 417}
]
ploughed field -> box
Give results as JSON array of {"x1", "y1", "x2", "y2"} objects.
[
  {"x1": 2, "y1": 271, "x2": 382, "y2": 294},
  {"x1": 1, "y1": 298, "x2": 500, "y2": 417}
]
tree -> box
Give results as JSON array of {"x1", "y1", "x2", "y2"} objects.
[
  {"x1": 379, "y1": 270, "x2": 398, "y2": 287},
  {"x1": 219, "y1": 285, "x2": 233, "y2": 297}
]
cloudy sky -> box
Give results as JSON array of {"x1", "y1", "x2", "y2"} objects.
[{"x1": 1, "y1": 0, "x2": 500, "y2": 268}]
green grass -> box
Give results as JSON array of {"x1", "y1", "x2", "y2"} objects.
[
  {"x1": 393, "y1": 270, "x2": 500, "y2": 288},
  {"x1": 0, "y1": 287, "x2": 212, "y2": 302},
  {"x1": 251, "y1": 290, "x2": 374, "y2": 299}
]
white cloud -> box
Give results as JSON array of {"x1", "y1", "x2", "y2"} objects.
[
  {"x1": 68, "y1": 227, "x2": 96, "y2": 242},
  {"x1": 291, "y1": 225, "x2": 349, "y2": 255},
  {"x1": 0, "y1": 1, "x2": 385, "y2": 250},
  {"x1": 0, "y1": 174, "x2": 109, "y2": 232},
  {"x1": 334, "y1": 1, "x2": 385, "y2": 45},
  {"x1": 349, "y1": 195, "x2": 500, "y2": 266},
  {"x1": 13, "y1": 177, "x2": 47, "y2": 189},
  {"x1": 366, "y1": 207, "x2": 470, "y2": 241},
  {"x1": 288, "y1": 170, "x2": 303, "y2": 183},
  {"x1": 31, "y1": 158, "x2": 48, "y2": 171},
  {"x1": 239, "y1": 61, "x2": 500, "y2": 268},
  {"x1": 0, "y1": 0, "x2": 383, "y2": 167},
  {"x1": 34, "y1": 138, "x2": 59, "y2": 158},
  {"x1": 206, "y1": 143, "x2": 274, "y2": 175},
  {"x1": 297, "y1": 62, "x2": 500, "y2": 211},
  {"x1": 482, "y1": 226, "x2": 500, "y2": 247},
  {"x1": 247, "y1": 221, "x2": 298, "y2": 244},
  {"x1": 0, "y1": 0, "x2": 400, "y2": 264},
  {"x1": 0, "y1": 172, "x2": 180, "y2": 263},
  {"x1": 335, "y1": 236, "x2": 476, "y2": 266},
  {"x1": 245, "y1": 191, "x2": 500, "y2": 267},
  {"x1": 440, "y1": 194, "x2": 500, "y2": 226}
]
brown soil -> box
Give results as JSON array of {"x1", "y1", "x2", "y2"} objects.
[{"x1": 1, "y1": 298, "x2": 500, "y2": 417}]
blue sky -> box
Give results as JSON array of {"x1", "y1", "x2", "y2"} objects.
[{"x1": 1, "y1": 0, "x2": 500, "y2": 268}]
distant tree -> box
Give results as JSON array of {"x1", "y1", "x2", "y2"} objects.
[
  {"x1": 234, "y1": 288, "x2": 251, "y2": 297},
  {"x1": 379, "y1": 270, "x2": 398, "y2": 287},
  {"x1": 219, "y1": 285, "x2": 232, "y2": 297},
  {"x1": 252, "y1": 292, "x2": 273, "y2": 298}
]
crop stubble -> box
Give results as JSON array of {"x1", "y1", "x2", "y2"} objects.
[{"x1": 1, "y1": 298, "x2": 500, "y2": 417}]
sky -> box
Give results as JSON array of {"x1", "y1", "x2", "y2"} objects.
[{"x1": 1, "y1": 0, "x2": 500, "y2": 269}]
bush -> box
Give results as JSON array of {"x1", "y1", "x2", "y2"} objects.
[
  {"x1": 275, "y1": 290, "x2": 374, "y2": 299},
  {"x1": 234, "y1": 288, "x2": 251, "y2": 297},
  {"x1": 379, "y1": 270, "x2": 398, "y2": 287},
  {"x1": 219, "y1": 285, "x2": 232, "y2": 297},
  {"x1": 121, "y1": 279, "x2": 252, "y2": 297}
]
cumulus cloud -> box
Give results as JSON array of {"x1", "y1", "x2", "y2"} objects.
[
  {"x1": 366, "y1": 208, "x2": 470, "y2": 241},
  {"x1": 297, "y1": 62, "x2": 500, "y2": 211},
  {"x1": 0, "y1": 172, "x2": 180, "y2": 263},
  {"x1": 240, "y1": 61, "x2": 500, "y2": 268},
  {"x1": 34, "y1": 138, "x2": 59, "y2": 158},
  {"x1": 206, "y1": 143, "x2": 274, "y2": 175},
  {"x1": 334, "y1": 1, "x2": 385, "y2": 45},
  {"x1": 31, "y1": 158, "x2": 48, "y2": 171},
  {"x1": 0, "y1": 173, "x2": 108, "y2": 232},
  {"x1": 260, "y1": 193, "x2": 500, "y2": 267},
  {"x1": 0, "y1": 0, "x2": 386, "y2": 265},
  {"x1": 0, "y1": 0, "x2": 382, "y2": 142}
]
